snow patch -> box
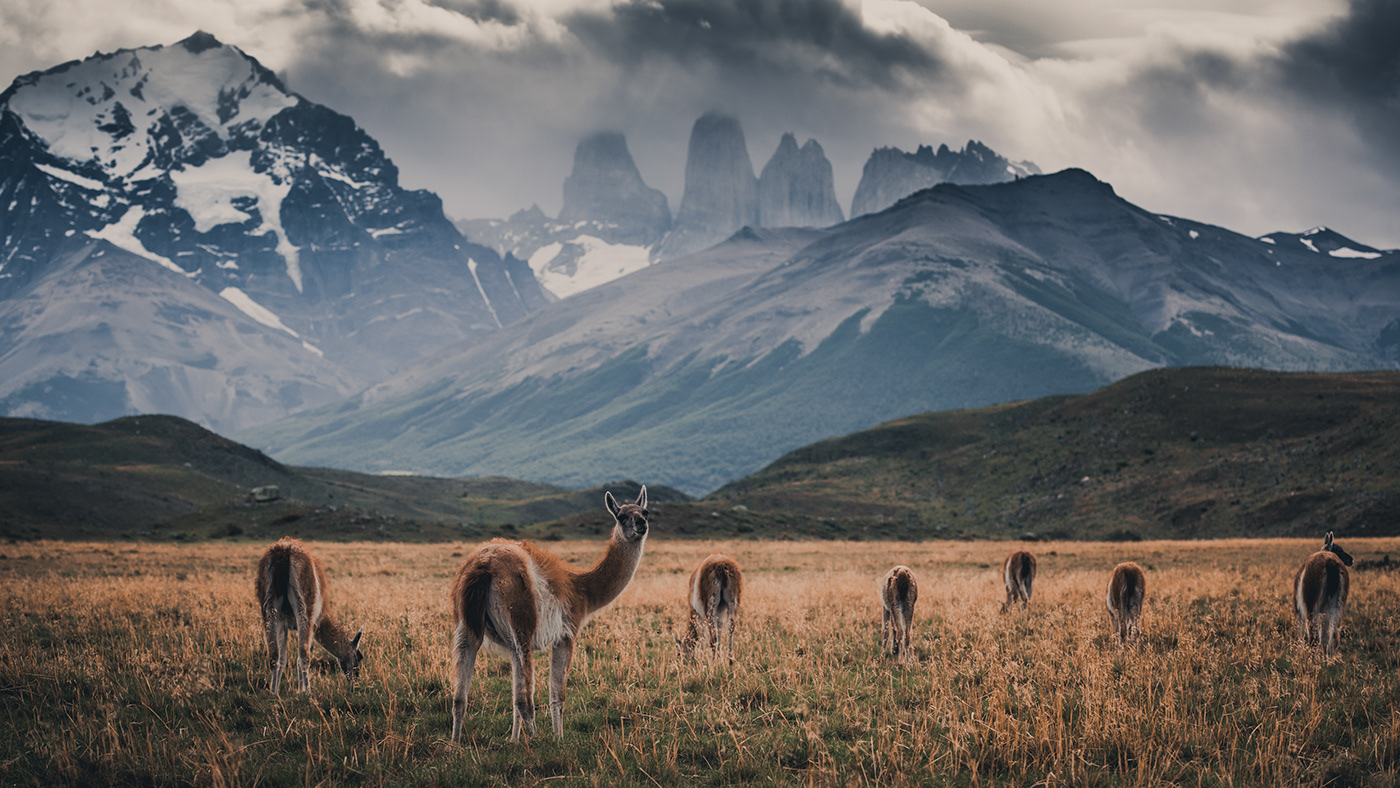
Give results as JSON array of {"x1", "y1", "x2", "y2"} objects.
[
  {"x1": 1189, "y1": 230, "x2": 1199, "y2": 240},
  {"x1": 219, "y1": 286, "x2": 299, "y2": 338},
  {"x1": 466, "y1": 259, "x2": 502, "y2": 328},
  {"x1": 1259, "y1": 236, "x2": 1275, "y2": 245},
  {"x1": 86, "y1": 205, "x2": 191, "y2": 277},
  {"x1": 34, "y1": 162, "x2": 104, "y2": 190},
  {"x1": 528, "y1": 243, "x2": 563, "y2": 269},
  {"x1": 1300, "y1": 238, "x2": 1319, "y2": 253},
  {"x1": 170, "y1": 151, "x2": 301, "y2": 290},
  {"x1": 1329, "y1": 247, "x2": 1381, "y2": 259},
  {"x1": 528, "y1": 235, "x2": 651, "y2": 299}
]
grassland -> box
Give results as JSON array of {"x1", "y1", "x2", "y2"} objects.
[{"x1": 3, "y1": 536, "x2": 1399, "y2": 786}]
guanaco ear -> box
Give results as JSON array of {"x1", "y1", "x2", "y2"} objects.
[
  {"x1": 1324, "y1": 531, "x2": 1334, "y2": 549},
  {"x1": 635, "y1": 485, "x2": 648, "y2": 509},
  {"x1": 351, "y1": 629, "x2": 363, "y2": 649},
  {"x1": 605, "y1": 491, "x2": 621, "y2": 517}
]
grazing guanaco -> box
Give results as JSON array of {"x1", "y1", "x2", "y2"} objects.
[
  {"x1": 1105, "y1": 562, "x2": 1145, "y2": 645},
  {"x1": 1294, "y1": 531, "x2": 1353, "y2": 657},
  {"x1": 1001, "y1": 550, "x2": 1037, "y2": 612},
  {"x1": 676, "y1": 553, "x2": 743, "y2": 662},
  {"x1": 254, "y1": 538, "x2": 363, "y2": 693},
  {"x1": 881, "y1": 565, "x2": 918, "y2": 663},
  {"x1": 450, "y1": 487, "x2": 649, "y2": 742}
]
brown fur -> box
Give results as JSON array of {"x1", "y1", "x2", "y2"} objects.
[
  {"x1": 1000, "y1": 550, "x2": 1037, "y2": 613},
  {"x1": 677, "y1": 554, "x2": 743, "y2": 663},
  {"x1": 254, "y1": 538, "x2": 362, "y2": 693},
  {"x1": 1105, "y1": 562, "x2": 1146, "y2": 645},
  {"x1": 450, "y1": 487, "x2": 649, "y2": 742},
  {"x1": 1294, "y1": 531, "x2": 1353, "y2": 657},
  {"x1": 881, "y1": 566, "x2": 918, "y2": 663}
]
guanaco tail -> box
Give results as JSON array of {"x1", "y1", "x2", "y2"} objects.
[
  {"x1": 1293, "y1": 530, "x2": 1353, "y2": 657},
  {"x1": 255, "y1": 538, "x2": 363, "y2": 693},
  {"x1": 1000, "y1": 550, "x2": 1036, "y2": 613},
  {"x1": 881, "y1": 565, "x2": 918, "y2": 663},
  {"x1": 676, "y1": 553, "x2": 743, "y2": 663},
  {"x1": 1105, "y1": 561, "x2": 1145, "y2": 646}
]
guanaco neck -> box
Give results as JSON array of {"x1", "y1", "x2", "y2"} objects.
[
  {"x1": 315, "y1": 614, "x2": 356, "y2": 660},
  {"x1": 576, "y1": 526, "x2": 646, "y2": 616}
]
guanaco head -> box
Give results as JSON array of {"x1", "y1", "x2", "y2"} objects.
[
  {"x1": 1323, "y1": 531, "x2": 1354, "y2": 566},
  {"x1": 341, "y1": 629, "x2": 364, "y2": 678},
  {"x1": 606, "y1": 486, "x2": 649, "y2": 543}
]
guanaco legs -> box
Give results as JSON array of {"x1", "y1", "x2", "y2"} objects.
[
  {"x1": 255, "y1": 538, "x2": 363, "y2": 693},
  {"x1": 1000, "y1": 550, "x2": 1036, "y2": 613},
  {"x1": 450, "y1": 487, "x2": 649, "y2": 742},
  {"x1": 676, "y1": 554, "x2": 743, "y2": 663},
  {"x1": 1294, "y1": 531, "x2": 1353, "y2": 657},
  {"x1": 881, "y1": 566, "x2": 918, "y2": 663},
  {"x1": 1106, "y1": 562, "x2": 1145, "y2": 646}
]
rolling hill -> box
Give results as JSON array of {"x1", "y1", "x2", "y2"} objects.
[
  {"x1": 685, "y1": 367, "x2": 1400, "y2": 540},
  {"x1": 0, "y1": 414, "x2": 686, "y2": 541}
]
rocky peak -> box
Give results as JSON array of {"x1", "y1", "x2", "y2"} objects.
[
  {"x1": 656, "y1": 112, "x2": 759, "y2": 260},
  {"x1": 559, "y1": 131, "x2": 671, "y2": 245},
  {"x1": 758, "y1": 133, "x2": 844, "y2": 229},
  {"x1": 850, "y1": 140, "x2": 1039, "y2": 218}
]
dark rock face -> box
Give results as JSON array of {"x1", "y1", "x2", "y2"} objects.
[
  {"x1": 0, "y1": 32, "x2": 547, "y2": 428},
  {"x1": 656, "y1": 113, "x2": 759, "y2": 261},
  {"x1": 758, "y1": 133, "x2": 844, "y2": 229},
  {"x1": 558, "y1": 132, "x2": 671, "y2": 246},
  {"x1": 850, "y1": 140, "x2": 1039, "y2": 218}
]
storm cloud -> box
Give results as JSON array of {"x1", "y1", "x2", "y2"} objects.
[{"x1": 0, "y1": 0, "x2": 1397, "y2": 246}]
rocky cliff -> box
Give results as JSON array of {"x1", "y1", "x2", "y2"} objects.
[
  {"x1": 655, "y1": 113, "x2": 759, "y2": 261},
  {"x1": 757, "y1": 134, "x2": 844, "y2": 229},
  {"x1": 558, "y1": 132, "x2": 671, "y2": 246},
  {"x1": 850, "y1": 140, "x2": 1039, "y2": 218}
]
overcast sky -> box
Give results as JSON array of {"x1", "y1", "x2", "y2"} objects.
[{"x1": 2, "y1": 0, "x2": 1397, "y2": 246}]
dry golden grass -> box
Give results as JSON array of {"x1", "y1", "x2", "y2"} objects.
[{"x1": 2, "y1": 537, "x2": 1398, "y2": 786}]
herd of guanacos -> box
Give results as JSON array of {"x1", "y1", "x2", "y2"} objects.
[{"x1": 254, "y1": 486, "x2": 1358, "y2": 742}]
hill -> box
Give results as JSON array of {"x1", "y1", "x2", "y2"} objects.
[
  {"x1": 670, "y1": 367, "x2": 1400, "y2": 540},
  {"x1": 0, "y1": 415, "x2": 687, "y2": 541}
]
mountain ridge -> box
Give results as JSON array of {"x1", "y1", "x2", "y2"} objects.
[
  {"x1": 0, "y1": 32, "x2": 546, "y2": 431},
  {"x1": 237, "y1": 169, "x2": 1400, "y2": 494}
]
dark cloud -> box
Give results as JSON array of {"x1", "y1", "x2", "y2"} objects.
[
  {"x1": 1276, "y1": 0, "x2": 1400, "y2": 167},
  {"x1": 566, "y1": 0, "x2": 946, "y2": 92},
  {"x1": 423, "y1": 0, "x2": 522, "y2": 27}
]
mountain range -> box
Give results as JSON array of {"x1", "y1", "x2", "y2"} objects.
[
  {"x1": 238, "y1": 169, "x2": 1400, "y2": 495},
  {"x1": 0, "y1": 32, "x2": 545, "y2": 432},
  {"x1": 460, "y1": 113, "x2": 1029, "y2": 296},
  {"x1": 3, "y1": 34, "x2": 1397, "y2": 497}
]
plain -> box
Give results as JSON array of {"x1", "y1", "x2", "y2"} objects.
[{"x1": 2, "y1": 537, "x2": 1398, "y2": 786}]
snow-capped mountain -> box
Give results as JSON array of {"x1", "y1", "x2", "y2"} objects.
[
  {"x1": 240, "y1": 169, "x2": 1400, "y2": 494},
  {"x1": 850, "y1": 140, "x2": 1039, "y2": 218},
  {"x1": 0, "y1": 32, "x2": 546, "y2": 430}
]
